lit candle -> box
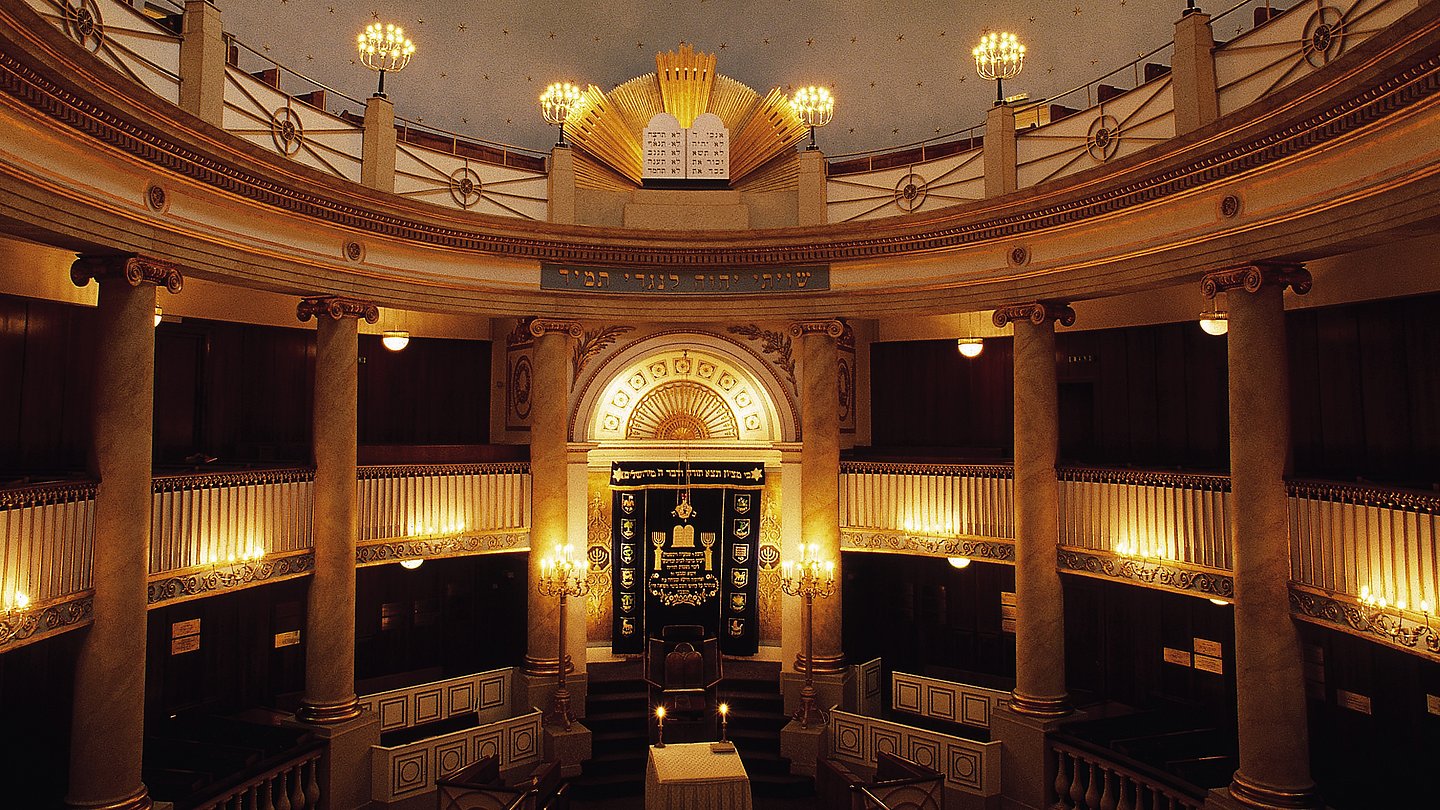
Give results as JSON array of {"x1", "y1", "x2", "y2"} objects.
[
  {"x1": 655, "y1": 705, "x2": 666, "y2": 748},
  {"x1": 719, "y1": 702, "x2": 730, "y2": 743}
]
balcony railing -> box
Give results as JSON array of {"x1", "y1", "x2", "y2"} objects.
[{"x1": 1050, "y1": 738, "x2": 1206, "y2": 810}]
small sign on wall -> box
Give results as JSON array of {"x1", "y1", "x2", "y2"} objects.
[
  {"x1": 171, "y1": 618, "x2": 201, "y2": 655},
  {"x1": 1163, "y1": 647, "x2": 1192, "y2": 667},
  {"x1": 1426, "y1": 694, "x2": 1440, "y2": 717},
  {"x1": 1193, "y1": 638, "x2": 1223, "y2": 658},
  {"x1": 1000, "y1": 592, "x2": 1016, "y2": 633},
  {"x1": 1193, "y1": 654, "x2": 1224, "y2": 675},
  {"x1": 274, "y1": 630, "x2": 301, "y2": 649},
  {"x1": 1336, "y1": 689, "x2": 1373, "y2": 715}
]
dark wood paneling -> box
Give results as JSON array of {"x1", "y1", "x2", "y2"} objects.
[
  {"x1": 0, "y1": 631, "x2": 81, "y2": 809},
  {"x1": 842, "y1": 552, "x2": 1016, "y2": 682},
  {"x1": 0, "y1": 295, "x2": 96, "y2": 477},
  {"x1": 144, "y1": 578, "x2": 309, "y2": 721},
  {"x1": 869, "y1": 337, "x2": 1014, "y2": 457},
  {"x1": 358, "y1": 334, "x2": 491, "y2": 447},
  {"x1": 355, "y1": 554, "x2": 527, "y2": 688}
]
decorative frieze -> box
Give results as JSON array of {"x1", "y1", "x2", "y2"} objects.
[
  {"x1": 1057, "y1": 547, "x2": 1234, "y2": 598},
  {"x1": 355, "y1": 531, "x2": 530, "y2": 566},
  {"x1": 1200, "y1": 262, "x2": 1312, "y2": 298},
  {"x1": 992, "y1": 301, "x2": 1076, "y2": 328},
  {"x1": 146, "y1": 552, "x2": 315, "y2": 606},
  {"x1": 842, "y1": 529, "x2": 1016, "y2": 562},
  {"x1": 296, "y1": 295, "x2": 380, "y2": 323},
  {"x1": 0, "y1": 592, "x2": 93, "y2": 650},
  {"x1": 841, "y1": 460, "x2": 1014, "y2": 479},
  {"x1": 1290, "y1": 585, "x2": 1440, "y2": 661},
  {"x1": 70, "y1": 255, "x2": 183, "y2": 293},
  {"x1": 0, "y1": 480, "x2": 96, "y2": 509}
]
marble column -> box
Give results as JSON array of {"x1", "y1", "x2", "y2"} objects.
[
  {"x1": 1202, "y1": 265, "x2": 1322, "y2": 810},
  {"x1": 66, "y1": 256, "x2": 182, "y2": 810},
  {"x1": 523, "y1": 319, "x2": 582, "y2": 689},
  {"x1": 996, "y1": 301, "x2": 1074, "y2": 718},
  {"x1": 790, "y1": 319, "x2": 846, "y2": 673},
  {"x1": 296, "y1": 296, "x2": 376, "y2": 723}
]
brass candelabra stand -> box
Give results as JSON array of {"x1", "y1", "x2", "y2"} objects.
[
  {"x1": 781, "y1": 543, "x2": 836, "y2": 729},
  {"x1": 537, "y1": 544, "x2": 590, "y2": 730}
]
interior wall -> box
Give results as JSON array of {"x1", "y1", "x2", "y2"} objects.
[{"x1": 0, "y1": 629, "x2": 80, "y2": 806}]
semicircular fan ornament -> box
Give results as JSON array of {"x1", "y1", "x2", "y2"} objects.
[
  {"x1": 626, "y1": 380, "x2": 739, "y2": 440},
  {"x1": 565, "y1": 44, "x2": 811, "y2": 186}
]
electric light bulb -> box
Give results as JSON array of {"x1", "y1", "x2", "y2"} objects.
[{"x1": 400, "y1": 559, "x2": 423, "y2": 570}]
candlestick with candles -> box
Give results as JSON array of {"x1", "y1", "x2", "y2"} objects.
[
  {"x1": 719, "y1": 702, "x2": 729, "y2": 743},
  {"x1": 536, "y1": 543, "x2": 591, "y2": 731},
  {"x1": 655, "y1": 705, "x2": 666, "y2": 748},
  {"x1": 780, "y1": 542, "x2": 838, "y2": 729}
]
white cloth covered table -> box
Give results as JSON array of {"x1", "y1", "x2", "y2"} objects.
[{"x1": 645, "y1": 742, "x2": 753, "y2": 810}]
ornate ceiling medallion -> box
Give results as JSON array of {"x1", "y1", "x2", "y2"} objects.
[
  {"x1": 1303, "y1": 7, "x2": 1346, "y2": 68},
  {"x1": 1086, "y1": 115, "x2": 1121, "y2": 162},
  {"x1": 627, "y1": 381, "x2": 738, "y2": 440},
  {"x1": 565, "y1": 44, "x2": 809, "y2": 185},
  {"x1": 894, "y1": 172, "x2": 928, "y2": 212},
  {"x1": 449, "y1": 166, "x2": 483, "y2": 209},
  {"x1": 62, "y1": 0, "x2": 103, "y2": 53}
]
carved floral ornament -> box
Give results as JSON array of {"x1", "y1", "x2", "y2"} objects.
[
  {"x1": 991, "y1": 301, "x2": 1076, "y2": 328},
  {"x1": 70, "y1": 255, "x2": 183, "y2": 294},
  {"x1": 296, "y1": 295, "x2": 380, "y2": 323},
  {"x1": 1200, "y1": 262, "x2": 1313, "y2": 299}
]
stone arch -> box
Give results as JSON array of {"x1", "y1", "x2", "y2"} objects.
[{"x1": 571, "y1": 331, "x2": 797, "y2": 443}]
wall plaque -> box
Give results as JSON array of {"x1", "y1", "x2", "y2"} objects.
[
  {"x1": 1336, "y1": 689, "x2": 1373, "y2": 715},
  {"x1": 1426, "y1": 694, "x2": 1440, "y2": 717},
  {"x1": 1193, "y1": 654, "x2": 1223, "y2": 674},
  {"x1": 642, "y1": 113, "x2": 686, "y2": 179},
  {"x1": 541, "y1": 263, "x2": 829, "y2": 294},
  {"x1": 171, "y1": 618, "x2": 201, "y2": 638},
  {"x1": 1193, "y1": 637, "x2": 1223, "y2": 658},
  {"x1": 274, "y1": 630, "x2": 301, "y2": 648},
  {"x1": 171, "y1": 635, "x2": 200, "y2": 655},
  {"x1": 1163, "y1": 647, "x2": 1192, "y2": 667}
]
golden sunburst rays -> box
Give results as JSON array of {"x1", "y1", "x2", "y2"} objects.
[
  {"x1": 626, "y1": 381, "x2": 738, "y2": 441},
  {"x1": 563, "y1": 45, "x2": 810, "y2": 186}
]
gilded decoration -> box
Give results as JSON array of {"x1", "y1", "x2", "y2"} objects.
[
  {"x1": 564, "y1": 44, "x2": 808, "y2": 185},
  {"x1": 147, "y1": 552, "x2": 315, "y2": 606},
  {"x1": 1200, "y1": 263, "x2": 1312, "y2": 298},
  {"x1": 1290, "y1": 585, "x2": 1440, "y2": 661},
  {"x1": 992, "y1": 301, "x2": 1076, "y2": 328},
  {"x1": 355, "y1": 531, "x2": 529, "y2": 567},
  {"x1": 1056, "y1": 547, "x2": 1234, "y2": 598},
  {"x1": 71, "y1": 255, "x2": 183, "y2": 293},
  {"x1": 757, "y1": 481, "x2": 782, "y2": 645},
  {"x1": 1303, "y1": 6, "x2": 1347, "y2": 67},
  {"x1": 270, "y1": 107, "x2": 304, "y2": 157},
  {"x1": 0, "y1": 592, "x2": 92, "y2": 650},
  {"x1": 626, "y1": 381, "x2": 738, "y2": 440},
  {"x1": 842, "y1": 529, "x2": 1016, "y2": 562},
  {"x1": 0, "y1": 480, "x2": 96, "y2": 509},
  {"x1": 296, "y1": 295, "x2": 380, "y2": 323},
  {"x1": 727, "y1": 325, "x2": 797, "y2": 389},
  {"x1": 586, "y1": 476, "x2": 613, "y2": 640},
  {"x1": 527, "y1": 317, "x2": 584, "y2": 340},
  {"x1": 586, "y1": 345, "x2": 777, "y2": 443},
  {"x1": 573, "y1": 325, "x2": 634, "y2": 388},
  {"x1": 788, "y1": 318, "x2": 847, "y2": 339},
  {"x1": 1058, "y1": 466, "x2": 1230, "y2": 492},
  {"x1": 145, "y1": 183, "x2": 167, "y2": 212}
]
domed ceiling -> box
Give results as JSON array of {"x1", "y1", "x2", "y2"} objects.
[{"x1": 218, "y1": 0, "x2": 1199, "y2": 155}]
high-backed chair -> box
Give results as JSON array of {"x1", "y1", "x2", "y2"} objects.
[{"x1": 644, "y1": 625, "x2": 722, "y2": 721}]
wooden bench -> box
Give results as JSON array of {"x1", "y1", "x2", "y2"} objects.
[
  {"x1": 818, "y1": 751, "x2": 945, "y2": 810},
  {"x1": 435, "y1": 755, "x2": 568, "y2": 810}
]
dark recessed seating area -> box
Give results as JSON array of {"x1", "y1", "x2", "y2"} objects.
[{"x1": 142, "y1": 714, "x2": 319, "y2": 810}]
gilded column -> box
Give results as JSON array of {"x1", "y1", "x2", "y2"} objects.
[
  {"x1": 523, "y1": 319, "x2": 583, "y2": 685},
  {"x1": 1202, "y1": 264, "x2": 1322, "y2": 810},
  {"x1": 67, "y1": 256, "x2": 183, "y2": 810},
  {"x1": 994, "y1": 302, "x2": 1073, "y2": 718},
  {"x1": 790, "y1": 319, "x2": 846, "y2": 672},
  {"x1": 296, "y1": 296, "x2": 377, "y2": 724}
]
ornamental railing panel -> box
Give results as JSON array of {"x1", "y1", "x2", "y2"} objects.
[
  {"x1": 1016, "y1": 76, "x2": 1176, "y2": 189},
  {"x1": 1057, "y1": 468, "x2": 1233, "y2": 572},
  {"x1": 829, "y1": 708, "x2": 1002, "y2": 796},
  {"x1": 222, "y1": 65, "x2": 365, "y2": 182},
  {"x1": 357, "y1": 463, "x2": 531, "y2": 542},
  {"x1": 394, "y1": 140, "x2": 548, "y2": 219},
  {"x1": 840, "y1": 462, "x2": 1014, "y2": 540},
  {"x1": 0, "y1": 481, "x2": 95, "y2": 646},
  {"x1": 825, "y1": 145, "x2": 984, "y2": 223},
  {"x1": 150, "y1": 469, "x2": 315, "y2": 574},
  {"x1": 25, "y1": 0, "x2": 182, "y2": 104},
  {"x1": 1214, "y1": 0, "x2": 1411, "y2": 116}
]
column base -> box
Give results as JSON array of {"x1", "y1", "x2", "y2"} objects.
[
  {"x1": 520, "y1": 671, "x2": 588, "y2": 720},
  {"x1": 297, "y1": 694, "x2": 362, "y2": 724},
  {"x1": 294, "y1": 707, "x2": 380, "y2": 810},
  {"x1": 1007, "y1": 691, "x2": 1072, "y2": 719},
  {"x1": 989, "y1": 703, "x2": 1079, "y2": 810},
  {"x1": 543, "y1": 721, "x2": 593, "y2": 778},
  {"x1": 795, "y1": 651, "x2": 847, "y2": 675},
  {"x1": 66, "y1": 785, "x2": 151, "y2": 810},
  {"x1": 780, "y1": 719, "x2": 827, "y2": 777},
  {"x1": 1205, "y1": 774, "x2": 1324, "y2": 810}
]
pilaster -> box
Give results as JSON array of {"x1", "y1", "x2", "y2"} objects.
[
  {"x1": 797, "y1": 149, "x2": 828, "y2": 226},
  {"x1": 66, "y1": 254, "x2": 183, "y2": 810},
  {"x1": 547, "y1": 146, "x2": 578, "y2": 224},
  {"x1": 1173, "y1": 10, "x2": 1221, "y2": 134},
  {"x1": 178, "y1": 1, "x2": 226, "y2": 126},
  {"x1": 984, "y1": 103, "x2": 1018, "y2": 197},
  {"x1": 361, "y1": 95, "x2": 397, "y2": 192}
]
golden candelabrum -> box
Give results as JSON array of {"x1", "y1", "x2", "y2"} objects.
[
  {"x1": 537, "y1": 543, "x2": 590, "y2": 731},
  {"x1": 1356, "y1": 587, "x2": 1437, "y2": 650},
  {"x1": 973, "y1": 31, "x2": 1025, "y2": 105},
  {"x1": 356, "y1": 22, "x2": 415, "y2": 98},
  {"x1": 781, "y1": 543, "x2": 836, "y2": 729},
  {"x1": 540, "y1": 82, "x2": 583, "y2": 147},
  {"x1": 0, "y1": 589, "x2": 34, "y2": 646},
  {"x1": 790, "y1": 86, "x2": 835, "y2": 151}
]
